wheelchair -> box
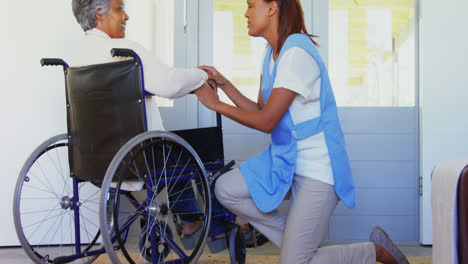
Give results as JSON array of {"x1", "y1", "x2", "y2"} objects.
[{"x1": 12, "y1": 49, "x2": 256, "y2": 264}]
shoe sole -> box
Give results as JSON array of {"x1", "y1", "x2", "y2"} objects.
[{"x1": 369, "y1": 226, "x2": 409, "y2": 264}]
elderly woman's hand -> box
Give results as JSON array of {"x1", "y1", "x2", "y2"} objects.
[
  {"x1": 195, "y1": 82, "x2": 221, "y2": 111},
  {"x1": 198, "y1": 66, "x2": 229, "y2": 90}
]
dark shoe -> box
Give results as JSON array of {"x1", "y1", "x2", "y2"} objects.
[
  {"x1": 369, "y1": 226, "x2": 409, "y2": 264},
  {"x1": 207, "y1": 236, "x2": 228, "y2": 253},
  {"x1": 180, "y1": 226, "x2": 203, "y2": 250},
  {"x1": 244, "y1": 227, "x2": 269, "y2": 248}
]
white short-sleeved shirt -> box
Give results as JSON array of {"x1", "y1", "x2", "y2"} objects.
[
  {"x1": 70, "y1": 28, "x2": 208, "y2": 131},
  {"x1": 268, "y1": 47, "x2": 334, "y2": 185}
]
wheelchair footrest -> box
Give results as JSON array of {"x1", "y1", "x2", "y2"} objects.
[{"x1": 53, "y1": 255, "x2": 75, "y2": 264}]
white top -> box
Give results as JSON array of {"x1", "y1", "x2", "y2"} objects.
[
  {"x1": 268, "y1": 47, "x2": 334, "y2": 185},
  {"x1": 70, "y1": 28, "x2": 208, "y2": 131}
]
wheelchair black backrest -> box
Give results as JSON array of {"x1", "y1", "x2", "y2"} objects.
[
  {"x1": 66, "y1": 59, "x2": 145, "y2": 182},
  {"x1": 64, "y1": 58, "x2": 225, "y2": 182}
]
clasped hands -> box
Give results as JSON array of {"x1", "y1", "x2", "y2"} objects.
[{"x1": 194, "y1": 66, "x2": 228, "y2": 112}]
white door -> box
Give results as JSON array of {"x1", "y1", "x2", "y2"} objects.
[{"x1": 199, "y1": 0, "x2": 420, "y2": 244}]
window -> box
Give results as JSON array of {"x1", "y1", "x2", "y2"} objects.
[
  {"x1": 329, "y1": 0, "x2": 415, "y2": 106},
  {"x1": 213, "y1": 1, "x2": 267, "y2": 105}
]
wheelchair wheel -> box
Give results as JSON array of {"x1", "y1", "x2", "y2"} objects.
[
  {"x1": 13, "y1": 134, "x2": 101, "y2": 264},
  {"x1": 100, "y1": 131, "x2": 211, "y2": 264},
  {"x1": 228, "y1": 225, "x2": 247, "y2": 264}
]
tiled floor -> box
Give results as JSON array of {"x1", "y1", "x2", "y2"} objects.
[{"x1": 0, "y1": 243, "x2": 432, "y2": 263}]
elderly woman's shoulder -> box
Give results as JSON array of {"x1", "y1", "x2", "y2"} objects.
[
  {"x1": 88, "y1": 36, "x2": 149, "y2": 55},
  {"x1": 111, "y1": 38, "x2": 149, "y2": 53}
]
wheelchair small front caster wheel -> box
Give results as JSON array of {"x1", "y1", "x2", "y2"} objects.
[{"x1": 229, "y1": 225, "x2": 247, "y2": 264}]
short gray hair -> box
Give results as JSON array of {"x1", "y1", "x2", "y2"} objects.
[{"x1": 72, "y1": 0, "x2": 111, "y2": 31}]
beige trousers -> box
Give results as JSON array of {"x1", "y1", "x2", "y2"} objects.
[{"x1": 214, "y1": 167, "x2": 376, "y2": 264}]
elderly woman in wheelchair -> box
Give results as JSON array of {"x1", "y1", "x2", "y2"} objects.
[
  {"x1": 71, "y1": 0, "x2": 214, "y2": 242},
  {"x1": 12, "y1": 0, "x2": 254, "y2": 263}
]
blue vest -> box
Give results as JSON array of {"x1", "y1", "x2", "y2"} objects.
[{"x1": 239, "y1": 33, "x2": 355, "y2": 213}]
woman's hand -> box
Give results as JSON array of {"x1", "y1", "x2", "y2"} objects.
[
  {"x1": 198, "y1": 66, "x2": 229, "y2": 90},
  {"x1": 195, "y1": 82, "x2": 221, "y2": 111}
]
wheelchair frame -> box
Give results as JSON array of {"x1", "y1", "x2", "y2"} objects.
[{"x1": 13, "y1": 49, "x2": 248, "y2": 264}]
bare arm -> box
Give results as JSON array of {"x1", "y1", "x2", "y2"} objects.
[
  {"x1": 221, "y1": 79, "x2": 263, "y2": 111},
  {"x1": 195, "y1": 83, "x2": 295, "y2": 133},
  {"x1": 198, "y1": 66, "x2": 263, "y2": 111}
]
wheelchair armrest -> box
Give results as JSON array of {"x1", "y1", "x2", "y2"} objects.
[{"x1": 209, "y1": 160, "x2": 235, "y2": 184}]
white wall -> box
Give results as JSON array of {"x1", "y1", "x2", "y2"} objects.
[
  {"x1": 0, "y1": 0, "x2": 164, "y2": 246},
  {"x1": 419, "y1": 0, "x2": 468, "y2": 244},
  {"x1": 0, "y1": 1, "x2": 82, "y2": 246}
]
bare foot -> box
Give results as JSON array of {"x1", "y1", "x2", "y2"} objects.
[
  {"x1": 182, "y1": 221, "x2": 201, "y2": 236},
  {"x1": 374, "y1": 242, "x2": 398, "y2": 264},
  {"x1": 240, "y1": 223, "x2": 251, "y2": 234}
]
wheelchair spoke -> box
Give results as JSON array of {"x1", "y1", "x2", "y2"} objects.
[
  {"x1": 47, "y1": 210, "x2": 66, "y2": 246},
  {"x1": 21, "y1": 207, "x2": 63, "y2": 216},
  {"x1": 22, "y1": 183, "x2": 62, "y2": 199},
  {"x1": 33, "y1": 208, "x2": 66, "y2": 249},
  {"x1": 132, "y1": 159, "x2": 143, "y2": 181},
  {"x1": 167, "y1": 158, "x2": 192, "y2": 196},
  {"x1": 80, "y1": 189, "x2": 101, "y2": 205},
  {"x1": 167, "y1": 179, "x2": 197, "y2": 211},
  {"x1": 164, "y1": 148, "x2": 187, "y2": 199},
  {"x1": 40, "y1": 155, "x2": 69, "y2": 198},
  {"x1": 167, "y1": 179, "x2": 196, "y2": 199},
  {"x1": 151, "y1": 139, "x2": 157, "y2": 189},
  {"x1": 170, "y1": 149, "x2": 184, "y2": 183},
  {"x1": 162, "y1": 143, "x2": 171, "y2": 214},
  {"x1": 80, "y1": 215, "x2": 93, "y2": 245},
  {"x1": 47, "y1": 147, "x2": 71, "y2": 194},
  {"x1": 21, "y1": 197, "x2": 60, "y2": 200},
  {"x1": 25, "y1": 171, "x2": 63, "y2": 199},
  {"x1": 170, "y1": 211, "x2": 204, "y2": 217},
  {"x1": 80, "y1": 213, "x2": 100, "y2": 231},
  {"x1": 59, "y1": 209, "x2": 65, "y2": 252},
  {"x1": 80, "y1": 204, "x2": 99, "y2": 215},
  {"x1": 22, "y1": 207, "x2": 63, "y2": 230},
  {"x1": 54, "y1": 143, "x2": 72, "y2": 194},
  {"x1": 120, "y1": 159, "x2": 141, "y2": 180},
  {"x1": 141, "y1": 141, "x2": 154, "y2": 183}
]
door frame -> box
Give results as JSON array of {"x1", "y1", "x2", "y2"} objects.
[{"x1": 197, "y1": 0, "x2": 217, "y2": 128}]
